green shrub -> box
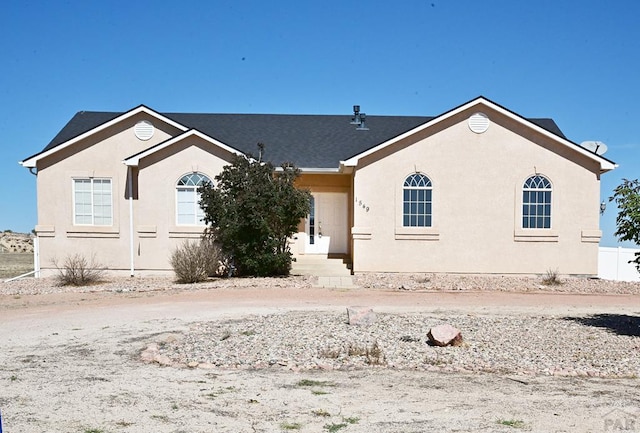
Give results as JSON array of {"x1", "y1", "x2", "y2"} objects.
[
  {"x1": 199, "y1": 146, "x2": 311, "y2": 277},
  {"x1": 53, "y1": 253, "x2": 106, "y2": 286},
  {"x1": 609, "y1": 178, "x2": 640, "y2": 271},
  {"x1": 170, "y1": 239, "x2": 223, "y2": 283}
]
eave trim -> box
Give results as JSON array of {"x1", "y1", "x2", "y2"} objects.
[
  {"x1": 20, "y1": 105, "x2": 189, "y2": 168},
  {"x1": 123, "y1": 129, "x2": 244, "y2": 167},
  {"x1": 341, "y1": 96, "x2": 617, "y2": 173}
]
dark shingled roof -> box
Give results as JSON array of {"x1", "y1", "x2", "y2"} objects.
[{"x1": 41, "y1": 109, "x2": 567, "y2": 168}]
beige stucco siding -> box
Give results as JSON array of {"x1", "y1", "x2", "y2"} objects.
[
  {"x1": 133, "y1": 138, "x2": 235, "y2": 270},
  {"x1": 34, "y1": 114, "x2": 189, "y2": 273},
  {"x1": 31, "y1": 101, "x2": 609, "y2": 277},
  {"x1": 352, "y1": 108, "x2": 602, "y2": 275}
]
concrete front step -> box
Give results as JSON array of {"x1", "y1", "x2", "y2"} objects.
[
  {"x1": 291, "y1": 255, "x2": 351, "y2": 277},
  {"x1": 314, "y1": 276, "x2": 358, "y2": 289},
  {"x1": 292, "y1": 266, "x2": 351, "y2": 277}
]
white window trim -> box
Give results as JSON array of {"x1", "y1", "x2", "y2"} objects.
[
  {"x1": 394, "y1": 172, "x2": 440, "y2": 240},
  {"x1": 402, "y1": 173, "x2": 433, "y2": 228},
  {"x1": 515, "y1": 174, "x2": 558, "y2": 242},
  {"x1": 72, "y1": 177, "x2": 113, "y2": 226},
  {"x1": 521, "y1": 174, "x2": 553, "y2": 230}
]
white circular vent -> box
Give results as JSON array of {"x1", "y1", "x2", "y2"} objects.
[
  {"x1": 134, "y1": 120, "x2": 155, "y2": 140},
  {"x1": 468, "y1": 112, "x2": 489, "y2": 134}
]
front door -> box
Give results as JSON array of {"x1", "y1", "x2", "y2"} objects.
[{"x1": 304, "y1": 192, "x2": 348, "y2": 254}]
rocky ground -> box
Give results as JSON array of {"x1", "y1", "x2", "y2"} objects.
[
  {"x1": 1, "y1": 274, "x2": 639, "y2": 432},
  {"x1": 147, "y1": 308, "x2": 640, "y2": 378},
  {"x1": 3, "y1": 272, "x2": 640, "y2": 295}
]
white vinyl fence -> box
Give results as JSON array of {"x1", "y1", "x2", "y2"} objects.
[{"x1": 598, "y1": 247, "x2": 640, "y2": 282}]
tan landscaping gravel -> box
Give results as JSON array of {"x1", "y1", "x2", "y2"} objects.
[
  {"x1": 3, "y1": 272, "x2": 640, "y2": 296},
  {"x1": 4, "y1": 273, "x2": 637, "y2": 378},
  {"x1": 0, "y1": 275, "x2": 315, "y2": 296},
  {"x1": 2, "y1": 274, "x2": 639, "y2": 433},
  {"x1": 353, "y1": 272, "x2": 640, "y2": 294},
  {"x1": 152, "y1": 309, "x2": 640, "y2": 378}
]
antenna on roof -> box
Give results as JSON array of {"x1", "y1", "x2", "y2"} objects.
[
  {"x1": 580, "y1": 140, "x2": 608, "y2": 156},
  {"x1": 350, "y1": 105, "x2": 369, "y2": 130}
]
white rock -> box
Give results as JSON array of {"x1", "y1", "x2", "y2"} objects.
[
  {"x1": 427, "y1": 324, "x2": 462, "y2": 347},
  {"x1": 347, "y1": 307, "x2": 376, "y2": 326}
]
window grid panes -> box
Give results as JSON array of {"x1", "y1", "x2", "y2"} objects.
[
  {"x1": 177, "y1": 173, "x2": 211, "y2": 225},
  {"x1": 403, "y1": 173, "x2": 433, "y2": 227},
  {"x1": 522, "y1": 175, "x2": 552, "y2": 229},
  {"x1": 73, "y1": 178, "x2": 112, "y2": 225}
]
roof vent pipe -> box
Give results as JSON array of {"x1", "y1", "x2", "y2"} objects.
[
  {"x1": 350, "y1": 105, "x2": 361, "y2": 124},
  {"x1": 357, "y1": 113, "x2": 369, "y2": 130},
  {"x1": 350, "y1": 105, "x2": 369, "y2": 130}
]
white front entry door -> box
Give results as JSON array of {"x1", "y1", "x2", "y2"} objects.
[{"x1": 304, "y1": 192, "x2": 348, "y2": 255}]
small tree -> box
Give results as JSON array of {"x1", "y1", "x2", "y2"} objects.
[
  {"x1": 199, "y1": 145, "x2": 311, "y2": 276},
  {"x1": 609, "y1": 178, "x2": 640, "y2": 271}
]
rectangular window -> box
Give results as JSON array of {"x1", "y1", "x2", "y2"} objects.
[
  {"x1": 403, "y1": 188, "x2": 432, "y2": 227},
  {"x1": 73, "y1": 178, "x2": 112, "y2": 225},
  {"x1": 176, "y1": 173, "x2": 210, "y2": 226},
  {"x1": 522, "y1": 189, "x2": 551, "y2": 229},
  {"x1": 176, "y1": 188, "x2": 195, "y2": 225},
  {"x1": 176, "y1": 187, "x2": 207, "y2": 225},
  {"x1": 309, "y1": 196, "x2": 315, "y2": 244}
]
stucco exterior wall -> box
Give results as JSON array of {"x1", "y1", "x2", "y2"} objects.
[
  {"x1": 133, "y1": 138, "x2": 234, "y2": 270},
  {"x1": 34, "y1": 113, "x2": 201, "y2": 274},
  {"x1": 351, "y1": 107, "x2": 602, "y2": 275},
  {"x1": 31, "y1": 101, "x2": 609, "y2": 277}
]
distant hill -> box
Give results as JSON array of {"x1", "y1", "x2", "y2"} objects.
[{"x1": 0, "y1": 232, "x2": 34, "y2": 253}]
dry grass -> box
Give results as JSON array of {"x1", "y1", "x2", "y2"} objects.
[
  {"x1": 0, "y1": 253, "x2": 33, "y2": 279},
  {"x1": 542, "y1": 268, "x2": 563, "y2": 286}
]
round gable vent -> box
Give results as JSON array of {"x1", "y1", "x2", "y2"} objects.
[
  {"x1": 134, "y1": 120, "x2": 155, "y2": 141},
  {"x1": 468, "y1": 112, "x2": 489, "y2": 134}
]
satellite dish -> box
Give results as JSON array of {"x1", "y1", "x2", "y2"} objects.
[{"x1": 580, "y1": 140, "x2": 608, "y2": 155}]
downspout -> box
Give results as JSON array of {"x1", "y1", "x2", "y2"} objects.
[
  {"x1": 26, "y1": 165, "x2": 39, "y2": 277},
  {"x1": 128, "y1": 166, "x2": 135, "y2": 277},
  {"x1": 34, "y1": 236, "x2": 40, "y2": 278}
]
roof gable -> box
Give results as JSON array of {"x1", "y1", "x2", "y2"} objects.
[
  {"x1": 341, "y1": 96, "x2": 616, "y2": 173},
  {"x1": 20, "y1": 105, "x2": 188, "y2": 168},
  {"x1": 123, "y1": 129, "x2": 244, "y2": 166}
]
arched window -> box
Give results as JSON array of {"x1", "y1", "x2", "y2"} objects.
[
  {"x1": 176, "y1": 173, "x2": 211, "y2": 225},
  {"x1": 522, "y1": 175, "x2": 552, "y2": 229},
  {"x1": 403, "y1": 173, "x2": 432, "y2": 227}
]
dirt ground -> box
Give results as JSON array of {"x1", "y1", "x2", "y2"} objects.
[{"x1": 1, "y1": 286, "x2": 639, "y2": 433}]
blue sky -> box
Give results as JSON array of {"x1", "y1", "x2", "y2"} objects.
[{"x1": 1, "y1": 0, "x2": 638, "y2": 247}]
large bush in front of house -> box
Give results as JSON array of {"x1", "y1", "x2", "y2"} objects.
[{"x1": 199, "y1": 144, "x2": 311, "y2": 276}]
